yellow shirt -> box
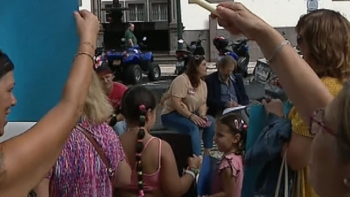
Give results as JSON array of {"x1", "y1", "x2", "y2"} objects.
[{"x1": 288, "y1": 77, "x2": 343, "y2": 197}]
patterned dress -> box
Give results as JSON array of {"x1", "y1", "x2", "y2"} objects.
[
  {"x1": 47, "y1": 121, "x2": 125, "y2": 197},
  {"x1": 288, "y1": 77, "x2": 343, "y2": 197}
]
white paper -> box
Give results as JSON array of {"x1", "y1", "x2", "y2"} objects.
[{"x1": 222, "y1": 106, "x2": 247, "y2": 115}]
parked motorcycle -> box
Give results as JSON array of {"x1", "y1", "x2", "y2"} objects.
[
  {"x1": 104, "y1": 37, "x2": 161, "y2": 84},
  {"x1": 213, "y1": 36, "x2": 250, "y2": 77},
  {"x1": 251, "y1": 59, "x2": 287, "y2": 101},
  {"x1": 174, "y1": 33, "x2": 206, "y2": 75}
]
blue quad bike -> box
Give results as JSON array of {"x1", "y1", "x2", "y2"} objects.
[
  {"x1": 101, "y1": 37, "x2": 161, "y2": 84},
  {"x1": 213, "y1": 36, "x2": 250, "y2": 78}
]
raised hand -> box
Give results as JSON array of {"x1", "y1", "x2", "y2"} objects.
[{"x1": 74, "y1": 10, "x2": 100, "y2": 42}]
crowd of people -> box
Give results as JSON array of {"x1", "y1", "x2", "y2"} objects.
[{"x1": 1, "y1": 2, "x2": 350, "y2": 197}]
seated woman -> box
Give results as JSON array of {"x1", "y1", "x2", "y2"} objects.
[
  {"x1": 33, "y1": 72, "x2": 131, "y2": 197},
  {"x1": 161, "y1": 55, "x2": 215, "y2": 156},
  {"x1": 205, "y1": 56, "x2": 249, "y2": 117}
]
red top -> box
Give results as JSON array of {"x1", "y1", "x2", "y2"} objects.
[{"x1": 109, "y1": 82, "x2": 128, "y2": 109}]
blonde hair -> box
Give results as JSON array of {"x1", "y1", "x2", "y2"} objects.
[
  {"x1": 296, "y1": 9, "x2": 350, "y2": 82},
  {"x1": 82, "y1": 72, "x2": 113, "y2": 124}
]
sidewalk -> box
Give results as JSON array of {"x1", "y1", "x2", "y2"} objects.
[{"x1": 159, "y1": 62, "x2": 257, "y2": 76}]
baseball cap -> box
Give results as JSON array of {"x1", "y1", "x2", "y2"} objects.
[{"x1": 94, "y1": 63, "x2": 113, "y2": 77}]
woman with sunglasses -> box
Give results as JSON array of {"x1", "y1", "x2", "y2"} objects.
[
  {"x1": 213, "y1": 2, "x2": 350, "y2": 197},
  {"x1": 0, "y1": 10, "x2": 100, "y2": 196},
  {"x1": 264, "y1": 9, "x2": 350, "y2": 196},
  {"x1": 161, "y1": 55, "x2": 215, "y2": 156},
  {"x1": 214, "y1": 2, "x2": 350, "y2": 196}
]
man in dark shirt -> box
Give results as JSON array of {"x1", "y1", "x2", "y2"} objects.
[
  {"x1": 124, "y1": 23, "x2": 137, "y2": 48},
  {"x1": 205, "y1": 56, "x2": 249, "y2": 117}
]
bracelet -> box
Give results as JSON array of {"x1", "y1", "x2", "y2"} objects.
[
  {"x1": 184, "y1": 169, "x2": 196, "y2": 179},
  {"x1": 82, "y1": 41, "x2": 95, "y2": 51},
  {"x1": 75, "y1": 52, "x2": 95, "y2": 66},
  {"x1": 188, "y1": 113, "x2": 194, "y2": 119},
  {"x1": 266, "y1": 40, "x2": 290, "y2": 64},
  {"x1": 187, "y1": 167, "x2": 199, "y2": 175}
]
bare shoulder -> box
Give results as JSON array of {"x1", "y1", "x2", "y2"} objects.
[{"x1": 160, "y1": 139, "x2": 173, "y2": 155}]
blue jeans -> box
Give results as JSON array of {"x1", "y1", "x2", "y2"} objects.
[
  {"x1": 113, "y1": 121, "x2": 126, "y2": 136},
  {"x1": 161, "y1": 111, "x2": 215, "y2": 156}
]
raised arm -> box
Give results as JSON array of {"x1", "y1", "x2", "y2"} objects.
[
  {"x1": 215, "y1": 2, "x2": 333, "y2": 124},
  {"x1": 0, "y1": 10, "x2": 100, "y2": 196}
]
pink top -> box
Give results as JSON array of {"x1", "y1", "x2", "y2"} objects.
[
  {"x1": 126, "y1": 137, "x2": 162, "y2": 191},
  {"x1": 211, "y1": 153, "x2": 244, "y2": 197},
  {"x1": 47, "y1": 121, "x2": 125, "y2": 197}
]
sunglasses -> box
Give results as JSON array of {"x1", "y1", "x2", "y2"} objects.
[{"x1": 309, "y1": 108, "x2": 336, "y2": 136}]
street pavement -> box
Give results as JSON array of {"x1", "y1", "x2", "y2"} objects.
[{"x1": 158, "y1": 62, "x2": 257, "y2": 76}]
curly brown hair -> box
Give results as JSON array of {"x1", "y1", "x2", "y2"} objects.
[{"x1": 296, "y1": 9, "x2": 350, "y2": 82}]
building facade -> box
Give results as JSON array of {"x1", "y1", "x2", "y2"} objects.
[{"x1": 81, "y1": 0, "x2": 350, "y2": 61}]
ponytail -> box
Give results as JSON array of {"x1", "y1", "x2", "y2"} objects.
[{"x1": 136, "y1": 104, "x2": 146, "y2": 197}]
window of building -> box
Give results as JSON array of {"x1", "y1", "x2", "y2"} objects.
[
  {"x1": 151, "y1": 3, "x2": 168, "y2": 21},
  {"x1": 129, "y1": 4, "x2": 145, "y2": 22},
  {"x1": 102, "y1": 3, "x2": 113, "y2": 23}
]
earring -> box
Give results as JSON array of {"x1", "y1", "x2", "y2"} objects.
[{"x1": 343, "y1": 178, "x2": 350, "y2": 187}]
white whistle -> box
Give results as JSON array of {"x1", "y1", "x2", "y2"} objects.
[{"x1": 191, "y1": 0, "x2": 219, "y2": 16}]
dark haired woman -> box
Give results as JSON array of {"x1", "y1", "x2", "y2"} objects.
[
  {"x1": 211, "y1": 113, "x2": 247, "y2": 197},
  {"x1": 116, "y1": 85, "x2": 201, "y2": 197},
  {"x1": 161, "y1": 55, "x2": 215, "y2": 156},
  {"x1": 0, "y1": 10, "x2": 100, "y2": 196}
]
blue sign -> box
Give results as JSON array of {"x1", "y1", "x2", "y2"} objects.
[{"x1": 0, "y1": 0, "x2": 79, "y2": 121}]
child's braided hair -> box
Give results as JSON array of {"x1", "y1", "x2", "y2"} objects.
[{"x1": 120, "y1": 85, "x2": 157, "y2": 197}]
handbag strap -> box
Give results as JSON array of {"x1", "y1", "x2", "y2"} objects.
[
  {"x1": 77, "y1": 125, "x2": 115, "y2": 179},
  {"x1": 274, "y1": 149, "x2": 289, "y2": 197}
]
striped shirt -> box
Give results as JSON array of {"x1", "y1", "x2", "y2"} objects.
[{"x1": 47, "y1": 121, "x2": 124, "y2": 197}]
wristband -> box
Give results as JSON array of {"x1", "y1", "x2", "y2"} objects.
[
  {"x1": 266, "y1": 40, "x2": 291, "y2": 64},
  {"x1": 187, "y1": 167, "x2": 199, "y2": 176},
  {"x1": 184, "y1": 169, "x2": 196, "y2": 179}
]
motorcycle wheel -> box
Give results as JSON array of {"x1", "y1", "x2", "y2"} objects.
[
  {"x1": 237, "y1": 55, "x2": 250, "y2": 78},
  {"x1": 124, "y1": 64, "x2": 142, "y2": 84},
  {"x1": 148, "y1": 63, "x2": 161, "y2": 81}
]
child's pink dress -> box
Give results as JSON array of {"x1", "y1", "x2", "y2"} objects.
[{"x1": 211, "y1": 153, "x2": 244, "y2": 197}]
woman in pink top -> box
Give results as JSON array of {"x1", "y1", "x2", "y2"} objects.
[
  {"x1": 33, "y1": 72, "x2": 131, "y2": 197},
  {"x1": 211, "y1": 113, "x2": 247, "y2": 197},
  {"x1": 116, "y1": 85, "x2": 202, "y2": 197}
]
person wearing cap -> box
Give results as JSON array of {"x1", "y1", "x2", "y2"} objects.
[{"x1": 95, "y1": 63, "x2": 127, "y2": 135}]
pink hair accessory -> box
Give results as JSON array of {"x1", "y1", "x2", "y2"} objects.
[
  {"x1": 139, "y1": 190, "x2": 145, "y2": 197},
  {"x1": 136, "y1": 153, "x2": 141, "y2": 157},
  {"x1": 139, "y1": 104, "x2": 146, "y2": 111}
]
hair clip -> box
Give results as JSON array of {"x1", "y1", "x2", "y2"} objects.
[
  {"x1": 140, "y1": 115, "x2": 145, "y2": 121},
  {"x1": 139, "y1": 104, "x2": 146, "y2": 111},
  {"x1": 136, "y1": 153, "x2": 141, "y2": 156},
  {"x1": 139, "y1": 190, "x2": 145, "y2": 197},
  {"x1": 137, "y1": 139, "x2": 143, "y2": 143},
  {"x1": 242, "y1": 124, "x2": 248, "y2": 131},
  {"x1": 234, "y1": 119, "x2": 239, "y2": 130}
]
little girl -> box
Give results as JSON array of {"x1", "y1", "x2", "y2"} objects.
[
  {"x1": 116, "y1": 85, "x2": 201, "y2": 197},
  {"x1": 211, "y1": 113, "x2": 247, "y2": 197}
]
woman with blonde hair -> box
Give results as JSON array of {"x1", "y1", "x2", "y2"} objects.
[{"x1": 33, "y1": 72, "x2": 131, "y2": 197}]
